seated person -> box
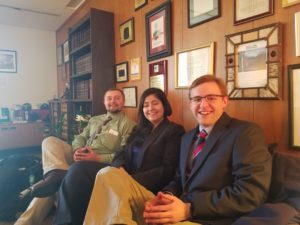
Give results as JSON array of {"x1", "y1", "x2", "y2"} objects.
[
  {"x1": 53, "y1": 87, "x2": 185, "y2": 225},
  {"x1": 83, "y1": 75, "x2": 272, "y2": 225},
  {"x1": 14, "y1": 88, "x2": 136, "y2": 225}
]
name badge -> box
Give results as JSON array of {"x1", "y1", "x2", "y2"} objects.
[{"x1": 108, "y1": 129, "x2": 119, "y2": 136}]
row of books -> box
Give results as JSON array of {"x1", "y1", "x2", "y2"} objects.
[
  {"x1": 74, "y1": 79, "x2": 92, "y2": 99},
  {"x1": 75, "y1": 53, "x2": 92, "y2": 75},
  {"x1": 70, "y1": 27, "x2": 91, "y2": 52}
]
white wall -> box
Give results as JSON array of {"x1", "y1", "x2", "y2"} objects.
[{"x1": 0, "y1": 24, "x2": 57, "y2": 109}]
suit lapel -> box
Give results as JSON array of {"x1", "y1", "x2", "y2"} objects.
[
  {"x1": 135, "y1": 119, "x2": 169, "y2": 169},
  {"x1": 186, "y1": 113, "x2": 232, "y2": 185}
]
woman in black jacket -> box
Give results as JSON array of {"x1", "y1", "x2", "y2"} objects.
[{"x1": 54, "y1": 88, "x2": 184, "y2": 225}]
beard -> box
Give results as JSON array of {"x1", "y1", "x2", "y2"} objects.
[{"x1": 107, "y1": 106, "x2": 122, "y2": 114}]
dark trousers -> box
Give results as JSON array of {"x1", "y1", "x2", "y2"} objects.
[{"x1": 53, "y1": 161, "x2": 109, "y2": 225}]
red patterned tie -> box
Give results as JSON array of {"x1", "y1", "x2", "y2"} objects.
[{"x1": 193, "y1": 129, "x2": 207, "y2": 158}]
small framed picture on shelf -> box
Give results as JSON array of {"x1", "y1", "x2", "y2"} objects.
[
  {"x1": 234, "y1": 0, "x2": 274, "y2": 25},
  {"x1": 287, "y1": 64, "x2": 300, "y2": 149},
  {"x1": 135, "y1": 0, "x2": 147, "y2": 11},
  {"x1": 63, "y1": 40, "x2": 69, "y2": 63},
  {"x1": 149, "y1": 60, "x2": 168, "y2": 93},
  {"x1": 145, "y1": 1, "x2": 172, "y2": 61},
  {"x1": 130, "y1": 57, "x2": 142, "y2": 81},
  {"x1": 56, "y1": 45, "x2": 63, "y2": 66},
  {"x1": 188, "y1": 0, "x2": 221, "y2": 28},
  {"x1": 115, "y1": 62, "x2": 129, "y2": 83},
  {"x1": 282, "y1": 0, "x2": 300, "y2": 7},
  {"x1": 0, "y1": 50, "x2": 17, "y2": 73},
  {"x1": 120, "y1": 18, "x2": 135, "y2": 46},
  {"x1": 123, "y1": 86, "x2": 137, "y2": 107},
  {"x1": 175, "y1": 43, "x2": 214, "y2": 88}
]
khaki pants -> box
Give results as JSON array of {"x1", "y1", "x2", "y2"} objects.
[
  {"x1": 14, "y1": 136, "x2": 73, "y2": 225},
  {"x1": 83, "y1": 167, "x2": 201, "y2": 225}
]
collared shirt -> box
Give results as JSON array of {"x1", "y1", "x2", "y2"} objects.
[{"x1": 72, "y1": 111, "x2": 136, "y2": 163}]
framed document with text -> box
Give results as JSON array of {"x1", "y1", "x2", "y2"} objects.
[
  {"x1": 149, "y1": 60, "x2": 168, "y2": 92},
  {"x1": 123, "y1": 86, "x2": 137, "y2": 107}
]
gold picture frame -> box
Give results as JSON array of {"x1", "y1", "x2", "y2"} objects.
[
  {"x1": 282, "y1": 0, "x2": 300, "y2": 7},
  {"x1": 225, "y1": 23, "x2": 282, "y2": 99},
  {"x1": 175, "y1": 43, "x2": 214, "y2": 88},
  {"x1": 120, "y1": 18, "x2": 134, "y2": 46},
  {"x1": 130, "y1": 57, "x2": 142, "y2": 81}
]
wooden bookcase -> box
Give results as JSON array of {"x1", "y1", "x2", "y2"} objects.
[{"x1": 50, "y1": 8, "x2": 115, "y2": 142}]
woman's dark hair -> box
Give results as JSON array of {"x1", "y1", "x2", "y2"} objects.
[{"x1": 137, "y1": 88, "x2": 172, "y2": 129}]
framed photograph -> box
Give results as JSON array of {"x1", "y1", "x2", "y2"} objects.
[
  {"x1": 115, "y1": 62, "x2": 129, "y2": 83},
  {"x1": 188, "y1": 0, "x2": 221, "y2": 28},
  {"x1": 234, "y1": 0, "x2": 274, "y2": 25},
  {"x1": 282, "y1": 0, "x2": 300, "y2": 7},
  {"x1": 149, "y1": 60, "x2": 168, "y2": 92},
  {"x1": 123, "y1": 86, "x2": 137, "y2": 107},
  {"x1": 175, "y1": 43, "x2": 214, "y2": 88},
  {"x1": 63, "y1": 40, "x2": 69, "y2": 63},
  {"x1": 57, "y1": 45, "x2": 63, "y2": 66},
  {"x1": 130, "y1": 57, "x2": 142, "y2": 81},
  {"x1": 295, "y1": 12, "x2": 300, "y2": 57},
  {"x1": 135, "y1": 0, "x2": 147, "y2": 11},
  {"x1": 145, "y1": 1, "x2": 172, "y2": 61},
  {"x1": 287, "y1": 64, "x2": 300, "y2": 149},
  {"x1": 0, "y1": 50, "x2": 17, "y2": 73},
  {"x1": 225, "y1": 23, "x2": 282, "y2": 99},
  {"x1": 120, "y1": 18, "x2": 135, "y2": 46}
]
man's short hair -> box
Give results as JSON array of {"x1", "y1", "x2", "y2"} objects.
[
  {"x1": 105, "y1": 88, "x2": 125, "y2": 99},
  {"x1": 189, "y1": 75, "x2": 228, "y2": 97}
]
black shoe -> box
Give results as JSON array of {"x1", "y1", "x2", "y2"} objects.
[{"x1": 31, "y1": 169, "x2": 67, "y2": 198}]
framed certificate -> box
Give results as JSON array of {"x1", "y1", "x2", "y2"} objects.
[
  {"x1": 225, "y1": 23, "x2": 282, "y2": 99},
  {"x1": 175, "y1": 43, "x2": 214, "y2": 88},
  {"x1": 149, "y1": 60, "x2": 168, "y2": 92},
  {"x1": 123, "y1": 86, "x2": 137, "y2": 107},
  {"x1": 234, "y1": 0, "x2": 274, "y2": 25},
  {"x1": 115, "y1": 62, "x2": 129, "y2": 83},
  {"x1": 288, "y1": 64, "x2": 300, "y2": 149}
]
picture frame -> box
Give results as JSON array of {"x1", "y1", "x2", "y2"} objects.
[
  {"x1": 225, "y1": 23, "x2": 282, "y2": 99},
  {"x1": 130, "y1": 57, "x2": 142, "y2": 81},
  {"x1": 295, "y1": 12, "x2": 300, "y2": 57},
  {"x1": 145, "y1": 1, "x2": 172, "y2": 61},
  {"x1": 56, "y1": 45, "x2": 63, "y2": 66},
  {"x1": 282, "y1": 0, "x2": 300, "y2": 7},
  {"x1": 120, "y1": 18, "x2": 135, "y2": 46},
  {"x1": 234, "y1": 0, "x2": 274, "y2": 25},
  {"x1": 188, "y1": 0, "x2": 221, "y2": 28},
  {"x1": 287, "y1": 64, "x2": 300, "y2": 149},
  {"x1": 63, "y1": 40, "x2": 69, "y2": 63},
  {"x1": 149, "y1": 60, "x2": 168, "y2": 93},
  {"x1": 115, "y1": 62, "x2": 129, "y2": 83},
  {"x1": 135, "y1": 0, "x2": 147, "y2": 11},
  {"x1": 0, "y1": 50, "x2": 17, "y2": 73},
  {"x1": 123, "y1": 86, "x2": 137, "y2": 107},
  {"x1": 175, "y1": 43, "x2": 214, "y2": 88}
]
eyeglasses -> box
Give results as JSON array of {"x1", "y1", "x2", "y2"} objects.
[{"x1": 189, "y1": 94, "x2": 224, "y2": 104}]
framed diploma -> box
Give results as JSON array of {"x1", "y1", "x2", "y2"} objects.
[
  {"x1": 288, "y1": 64, "x2": 300, "y2": 149},
  {"x1": 188, "y1": 0, "x2": 221, "y2": 28},
  {"x1": 175, "y1": 43, "x2": 214, "y2": 88},
  {"x1": 149, "y1": 60, "x2": 168, "y2": 93},
  {"x1": 282, "y1": 0, "x2": 300, "y2": 7},
  {"x1": 225, "y1": 23, "x2": 282, "y2": 99},
  {"x1": 123, "y1": 86, "x2": 137, "y2": 108},
  {"x1": 145, "y1": 1, "x2": 172, "y2": 61},
  {"x1": 234, "y1": 0, "x2": 274, "y2": 25}
]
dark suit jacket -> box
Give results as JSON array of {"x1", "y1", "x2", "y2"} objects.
[
  {"x1": 112, "y1": 118, "x2": 185, "y2": 194},
  {"x1": 163, "y1": 113, "x2": 272, "y2": 224}
]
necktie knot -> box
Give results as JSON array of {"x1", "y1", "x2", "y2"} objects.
[{"x1": 199, "y1": 129, "x2": 207, "y2": 139}]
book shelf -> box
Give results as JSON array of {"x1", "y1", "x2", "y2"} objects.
[{"x1": 51, "y1": 8, "x2": 115, "y2": 142}]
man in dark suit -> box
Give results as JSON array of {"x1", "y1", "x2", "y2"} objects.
[{"x1": 143, "y1": 75, "x2": 272, "y2": 225}]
